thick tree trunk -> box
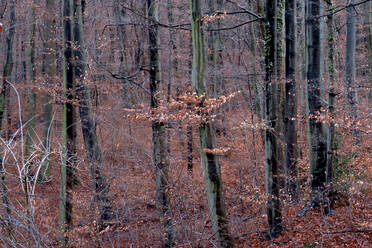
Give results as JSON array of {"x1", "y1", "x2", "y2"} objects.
[
  {"x1": 264, "y1": 0, "x2": 283, "y2": 238},
  {"x1": 306, "y1": 0, "x2": 328, "y2": 204},
  {"x1": 285, "y1": 0, "x2": 298, "y2": 200},
  {"x1": 38, "y1": 0, "x2": 56, "y2": 183},
  {"x1": 73, "y1": 0, "x2": 113, "y2": 229},
  {"x1": 148, "y1": 0, "x2": 175, "y2": 246},
  {"x1": 190, "y1": 0, "x2": 234, "y2": 246}
]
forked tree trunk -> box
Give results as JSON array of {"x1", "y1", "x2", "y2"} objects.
[
  {"x1": 264, "y1": 0, "x2": 283, "y2": 238},
  {"x1": 73, "y1": 0, "x2": 113, "y2": 229},
  {"x1": 148, "y1": 0, "x2": 175, "y2": 246},
  {"x1": 190, "y1": 0, "x2": 234, "y2": 246}
]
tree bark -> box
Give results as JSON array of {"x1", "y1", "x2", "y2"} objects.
[
  {"x1": 345, "y1": 0, "x2": 358, "y2": 140},
  {"x1": 148, "y1": 0, "x2": 175, "y2": 246},
  {"x1": 264, "y1": 0, "x2": 283, "y2": 238},
  {"x1": 306, "y1": 0, "x2": 328, "y2": 204},
  {"x1": 25, "y1": 0, "x2": 36, "y2": 177},
  {"x1": 325, "y1": 0, "x2": 335, "y2": 215},
  {"x1": 59, "y1": 0, "x2": 78, "y2": 245},
  {"x1": 73, "y1": 0, "x2": 113, "y2": 229},
  {"x1": 38, "y1": 0, "x2": 56, "y2": 183},
  {"x1": 285, "y1": 0, "x2": 298, "y2": 200},
  {"x1": 190, "y1": 0, "x2": 234, "y2": 246},
  {"x1": 0, "y1": 1, "x2": 16, "y2": 244}
]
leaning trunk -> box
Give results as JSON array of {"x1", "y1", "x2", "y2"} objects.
[
  {"x1": 73, "y1": 0, "x2": 113, "y2": 229},
  {"x1": 190, "y1": 0, "x2": 234, "y2": 246}
]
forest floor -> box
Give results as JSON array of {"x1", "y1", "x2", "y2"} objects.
[{"x1": 1, "y1": 95, "x2": 371, "y2": 247}]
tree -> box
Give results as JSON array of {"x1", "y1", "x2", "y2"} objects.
[
  {"x1": 59, "y1": 0, "x2": 78, "y2": 244},
  {"x1": 264, "y1": 0, "x2": 283, "y2": 238},
  {"x1": 345, "y1": 0, "x2": 358, "y2": 140},
  {"x1": 190, "y1": 0, "x2": 234, "y2": 246},
  {"x1": 39, "y1": 0, "x2": 57, "y2": 183},
  {"x1": 148, "y1": 0, "x2": 175, "y2": 246},
  {"x1": 306, "y1": 0, "x2": 328, "y2": 206},
  {"x1": 73, "y1": 0, "x2": 113, "y2": 229},
  {"x1": 0, "y1": 1, "x2": 16, "y2": 244},
  {"x1": 284, "y1": 0, "x2": 298, "y2": 199},
  {"x1": 25, "y1": 0, "x2": 36, "y2": 185},
  {"x1": 325, "y1": 0, "x2": 335, "y2": 215}
]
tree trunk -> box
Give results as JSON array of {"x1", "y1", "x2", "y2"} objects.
[
  {"x1": 306, "y1": 0, "x2": 328, "y2": 204},
  {"x1": 73, "y1": 0, "x2": 113, "y2": 229},
  {"x1": 276, "y1": 0, "x2": 285, "y2": 190},
  {"x1": 0, "y1": 1, "x2": 16, "y2": 244},
  {"x1": 345, "y1": 0, "x2": 358, "y2": 140},
  {"x1": 148, "y1": 0, "x2": 175, "y2": 246},
  {"x1": 284, "y1": 0, "x2": 298, "y2": 200},
  {"x1": 264, "y1": 0, "x2": 283, "y2": 238},
  {"x1": 25, "y1": 0, "x2": 36, "y2": 176},
  {"x1": 59, "y1": 0, "x2": 78, "y2": 245},
  {"x1": 325, "y1": 0, "x2": 335, "y2": 215},
  {"x1": 365, "y1": 1, "x2": 372, "y2": 104},
  {"x1": 190, "y1": 0, "x2": 234, "y2": 246},
  {"x1": 38, "y1": 0, "x2": 56, "y2": 183}
]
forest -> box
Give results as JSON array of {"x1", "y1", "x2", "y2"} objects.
[{"x1": 0, "y1": 0, "x2": 371, "y2": 247}]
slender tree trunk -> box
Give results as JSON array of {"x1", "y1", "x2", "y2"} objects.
[
  {"x1": 59, "y1": 0, "x2": 78, "y2": 245},
  {"x1": 276, "y1": 0, "x2": 285, "y2": 190},
  {"x1": 38, "y1": 0, "x2": 56, "y2": 183},
  {"x1": 345, "y1": 0, "x2": 358, "y2": 140},
  {"x1": 365, "y1": 1, "x2": 372, "y2": 104},
  {"x1": 25, "y1": 0, "x2": 36, "y2": 179},
  {"x1": 285, "y1": 0, "x2": 298, "y2": 200},
  {"x1": 264, "y1": 0, "x2": 283, "y2": 238},
  {"x1": 190, "y1": 0, "x2": 234, "y2": 246},
  {"x1": 113, "y1": 0, "x2": 131, "y2": 107},
  {"x1": 325, "y1": 0, "x2": 335, "y2": 215},
  {"x1": 148, "y1": 0, "x2": 175, "y2": 246},
  {"x1": 187, "y1": 35, "x2": 193, "y2": 173},
  {"x1": 73, "y1": 0, "x2": 113, "y2": 229},
  {"x1": 0, "y1": 1, "x2": 16, "y2": 244},
  {"x1": 306, "y1": 0, "x2": 328, "y2": 205}
]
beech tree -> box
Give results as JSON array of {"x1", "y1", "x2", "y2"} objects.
[
  {"x1": 73, "y1": 0, "x2": 113, "y2": 229},
  {"x1": 59, "y1": 0, "x2": 78, "y2": 244},
  {"x1": 264, "y1": 0, "x2": 283, "y2": 238},
  {"x1": 284, "y1": 0, "x2": 297, "y2": 199},
  {"x1": 0, "y1": 1, "x2": 15, "y2": 244},
  {"x1": 39, "y1": 0, "x2": 57, "y2": 183},
  {"x1": 305, "y1": 0, "x2": 328, "y2": 206},
  {"x1": 190, "y1": 0, "x2": 234, "y2": 246},
  {"x1": 148, "y1": 0, "x2": 175, "y2": 246}
]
